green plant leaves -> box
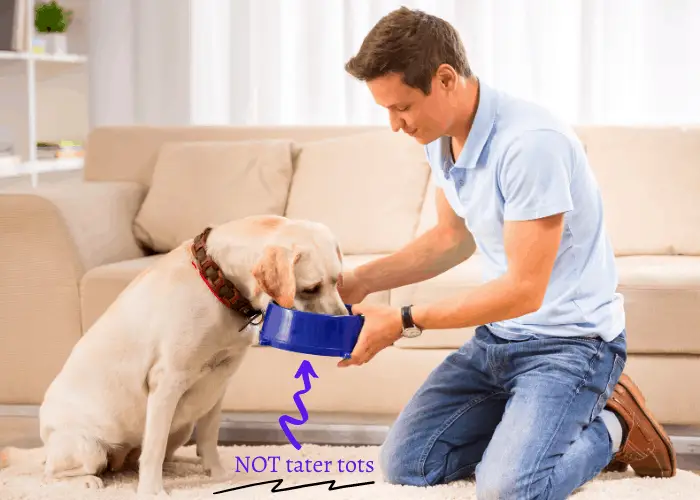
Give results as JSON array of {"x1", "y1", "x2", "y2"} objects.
[{"x1": 35, "y1": 1, "x2": 73, "y2": 33}]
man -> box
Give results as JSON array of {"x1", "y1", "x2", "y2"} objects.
[{"x1": 337, "y1": 6, "x2": 676, "y2": 499}]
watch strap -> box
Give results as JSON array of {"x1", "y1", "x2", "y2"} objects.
[{"x1": 401, "y1": 305, "x2": 415, "y2": 330}]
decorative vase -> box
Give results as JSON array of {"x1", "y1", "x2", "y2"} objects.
[
  {"x1": 32, "y1": 33, "x2": 68, "y2": 55},
  {"x1": 47, "y1": 33, "x2": 68, "y2": 55}
]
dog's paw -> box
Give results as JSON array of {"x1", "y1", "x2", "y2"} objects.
[
  {"x1": 136, "y1": 486, "x2": 170, "y2": 499},
  {"x1": 137, "y1": 479, "x2": 170, "y2": 499},
  {"x1": 205, "y1": 463, "x2": 227, "y2": 480},
  {"x1": 167, "y1": 455, "x2": 202, "y2": 465},
  {"x1": 77, "y1": 475, "x2": 104, "y2": 489},
  {"x1": 137, "y1": 492, "x2": 170, "y2": 500}
]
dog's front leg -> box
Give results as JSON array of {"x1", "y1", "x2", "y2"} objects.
[
  {"x1": 195, "y1": 396, "x2": 226, "y2": 479},
  {"x1": 137, "y1": 377, "x2": 188, "y2": 498}
]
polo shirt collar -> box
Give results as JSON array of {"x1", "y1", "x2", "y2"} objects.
[{"x1": 443, "y1": 78, "x2": 498, "y2": 171}]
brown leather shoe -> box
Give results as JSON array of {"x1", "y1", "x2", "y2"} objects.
[{"x1": 604, "y1": 373, "x2": 676, "y2": 478}]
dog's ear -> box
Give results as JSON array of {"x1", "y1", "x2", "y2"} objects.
[
  {"x1": 335, "y1": 241, "x2": 344, "y2": 288},
  {"x1": 252, "y1": 245, "x2": 300, "y2": 308}
]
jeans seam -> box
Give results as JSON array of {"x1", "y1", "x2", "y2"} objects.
[
  {"x1": 589, "y1": 353, "x2": 625, "y2": 423},
  {"x1": 418, "y1": 390, "x2": 508, "y2": 485},
  {"x1": 444, "y1": 461, "x2": 480, "y2": 483},
  {"x1": 525, "y1": 340, "x2": 606, "y2": 500},
  {"x1": 486, "y1": 345, "x2": 499, "y2": 377}
]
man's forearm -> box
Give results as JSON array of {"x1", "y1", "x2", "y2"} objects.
[
  {"x1": 354, "y1": 226, "x2": 475, "y2": 294},
  {"x1": 411, "y1": 273, "x2": 541, "y2": 330}
]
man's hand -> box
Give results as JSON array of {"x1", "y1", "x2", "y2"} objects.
[
  {"x1": 338, "y1": 270, "x2": 371, "y2": 305},
  {"x1": 337, "y1": 304, "x2": 403, "y2": 367}
]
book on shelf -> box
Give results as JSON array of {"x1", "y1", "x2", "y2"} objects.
[{"x1": 37, "y1": 140, "x2": 84, "y2": 159}]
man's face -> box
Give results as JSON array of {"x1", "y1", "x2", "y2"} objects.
[{"x1": 366, "y1": 72, "x2": 455, "y2": 145}]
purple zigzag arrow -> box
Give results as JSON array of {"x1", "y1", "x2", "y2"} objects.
[{"x1": 278, "y1": 359, "x2": 318, "y2": 450}]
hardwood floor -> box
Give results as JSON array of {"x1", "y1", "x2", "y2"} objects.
[{"x1": 1, "y1": 415, "x2": 698, "y2": 473}]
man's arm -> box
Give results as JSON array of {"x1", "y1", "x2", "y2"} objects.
[
  {"x1": 353, "y1": 186, "x2": 476, "y2": 293},
  {"x1": 412, "y1": 213, "x2": 564, "y2": 329}
]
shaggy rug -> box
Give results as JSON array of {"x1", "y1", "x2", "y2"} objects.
[{"x1": 1, "y1": 443, "x2": 698, "y2": 499}]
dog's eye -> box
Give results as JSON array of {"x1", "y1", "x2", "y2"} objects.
[{"x1": 302, "y1": 283, "x2": 322, "y2": 295}]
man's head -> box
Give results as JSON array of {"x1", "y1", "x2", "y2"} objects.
[{"x1": 345, "y1": 7, "x2": 474, "y2": 144}]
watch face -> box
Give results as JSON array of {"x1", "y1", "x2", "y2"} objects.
[{"x1": 402, "y1": 327, "x2": 422, "y2": 338}]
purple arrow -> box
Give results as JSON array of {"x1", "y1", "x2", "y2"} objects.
[{"x1": 278, "y1": 360, "x2": 318, "y2": 450}]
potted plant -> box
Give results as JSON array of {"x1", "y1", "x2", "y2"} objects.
[{"x1": 33, "y1": 1, "x2": 74, "y2": 55}]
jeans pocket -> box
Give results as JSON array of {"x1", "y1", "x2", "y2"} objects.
[{"x1": 589, "y1": 353, "x2": 625, "y2": 423}]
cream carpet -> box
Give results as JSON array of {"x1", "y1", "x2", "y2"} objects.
[{"x1": 1, "y1": 443, "x2": 698, "y2": 499}]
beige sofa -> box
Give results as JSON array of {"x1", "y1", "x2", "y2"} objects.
[{"x1": 1, "y1": 125, "x2": 699, "y2": 429}]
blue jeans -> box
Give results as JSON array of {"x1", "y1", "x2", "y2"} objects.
[{"x1": 380, "y1": 326, "x2": 627, "y2": 500}]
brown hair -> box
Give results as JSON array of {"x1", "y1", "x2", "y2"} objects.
[{"x1": 345, "y1": 7, "x2": 472, "y2": 95}]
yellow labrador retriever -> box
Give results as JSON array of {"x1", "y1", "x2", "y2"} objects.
[{"x1": 1, "y1": 215, "x2": 347, "y2": 497}]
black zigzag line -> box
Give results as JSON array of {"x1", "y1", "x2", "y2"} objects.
[{"x1": 212, "y1": 478, "x2": 376, "y2": 494}]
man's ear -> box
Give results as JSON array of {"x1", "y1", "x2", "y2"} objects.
[
  {"x1": 251, "y1": 246, "x2": 301, "y2": 309},
  {"x1": 435, "y1": 63, "x2": 458, "y2": 91}
]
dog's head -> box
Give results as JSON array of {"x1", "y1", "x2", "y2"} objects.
[
  {"x1": 205, "y1": 216, "x2": 348, "y2": 316},
  {"x1": 250, "y1": 219, "x2": 348, "y2": 316}
]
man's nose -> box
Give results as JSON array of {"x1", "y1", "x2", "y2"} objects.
[{"x1": 389, "y1": 113, "x2": 403, "y2": 132}]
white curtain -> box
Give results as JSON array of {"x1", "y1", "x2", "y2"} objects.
[
  {"x1": 190, "y1": 0, "x2": 700, "y2": 127},
  {"x1": 89, "y1": 0, "x2": 192, "y2": 128}
]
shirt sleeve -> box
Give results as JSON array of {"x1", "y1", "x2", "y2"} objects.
[{"x1": 499, "y1": 129, "x2": 575, "y2": 221}]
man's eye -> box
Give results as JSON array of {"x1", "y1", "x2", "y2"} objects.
[{"x1": 302, "y1": 284, "x2": 322, "y2": 294}]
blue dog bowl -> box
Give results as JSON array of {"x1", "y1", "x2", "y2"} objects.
[{"x1": 258, "y1": 301, "x2": 364, "y2": 359}]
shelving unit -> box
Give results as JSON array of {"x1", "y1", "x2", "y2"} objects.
[{"x1": 0, "y1": 0, "x2": 89, "y2": 187}]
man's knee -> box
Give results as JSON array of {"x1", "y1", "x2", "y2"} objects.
[
  {"x1": 476, "y1": 464, "x2": 551, "y2": 500},
  {"x1": 476, "y1": 466, "x2": 517, "y2": 500},
  {"x1": 379, "y1": 433, "x2": 429, "y2": 486}
]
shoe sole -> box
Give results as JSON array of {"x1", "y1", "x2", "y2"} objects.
[{"x1": 618, "y1": 374, "x2": 677, "y2": 477}]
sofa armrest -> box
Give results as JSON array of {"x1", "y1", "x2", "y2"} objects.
[{"x1": 0, "y1": 180, "x2": 147, "y2": 405}]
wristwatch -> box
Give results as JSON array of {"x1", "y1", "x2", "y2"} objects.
[{"x1": 400, "y1": 305, "x2": 423, "y2": 338}]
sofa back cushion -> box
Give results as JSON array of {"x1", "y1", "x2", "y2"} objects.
[
  {"x1": 132, "y1": 140, "x2": 294, "y2": 253},
  {"x1": 284, "y1": 129, "x2": 431, "y2": 254},
  {"x1": 576, "y1": 126, "x2": 700, "y2": 256},
  {"x1": 84, "y1": 125, "x2": 382, "y2": 187}
]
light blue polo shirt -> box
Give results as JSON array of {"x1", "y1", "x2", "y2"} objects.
[{"x1": 425, "y1": 80, "x2": 625, "y2": 342}]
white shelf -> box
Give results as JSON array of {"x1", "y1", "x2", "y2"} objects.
[
  {"x1": 0, "y1": 50, "x2": 87, "y2": 64},
  {"x1": 0, "y1": 158, "x2": 84, "y2": 185},
  {"x1": 0, "y1": 0, "x2": 89, "y2": 187},
  {"x1": 24, "y1": 157, "x2": 84, "y2": 173}
]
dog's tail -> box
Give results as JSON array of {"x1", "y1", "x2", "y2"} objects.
[{"x1": 0, "y1": 446, "x2": 46, "y2": 469}]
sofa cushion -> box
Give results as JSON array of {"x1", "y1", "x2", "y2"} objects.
[
  {"x1": 575, "y1": 126, "x2": 700, "y2": 256},
  {"x1": 415, "y1": 173, "x2": 439, "y2": 237},
  {"x1": 284, "y1": 129, "x2": 431, "y2": 255},
  {"x1": 133, "y1": 140, "x2": 295, "y2": 253},
  {"x1": 79, "y1": 254, "x2": 391, "y2": 333},
  {"x1": 616, "y1": 255, "x2": 700, "y2": 354},
  {"x1": 390, "y1": 254, "x2": 700, "y2": 355},
  {"x1": 80, "y1": 255, "x2": 163, "y2": 331}
]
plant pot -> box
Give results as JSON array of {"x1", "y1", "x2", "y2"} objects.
[
  {"x1": 47, "y1": 33, "x2": 68, "y2": 55},
  {"x1": 33, "y1": 33, "x2": 68, "y2": 55}
]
